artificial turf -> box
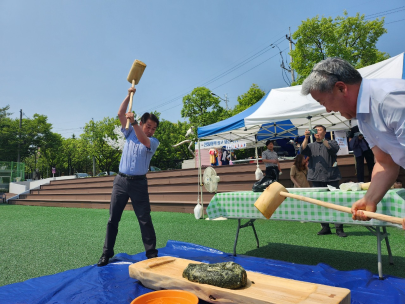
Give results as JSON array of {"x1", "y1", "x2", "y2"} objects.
[{"x1": 1, "y1": 204, "x2": 404, "y2": 287}]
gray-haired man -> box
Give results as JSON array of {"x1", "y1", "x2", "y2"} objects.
[{"x1": 301, "y1": 57, "x2": 405, "y2": 228}]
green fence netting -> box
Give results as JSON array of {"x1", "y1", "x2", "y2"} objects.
[{"x1": 0, "y1": 161, "x2": 25, "y2": 192}]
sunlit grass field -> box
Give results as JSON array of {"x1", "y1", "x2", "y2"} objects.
[{"x1": 1, "y1": 204, "x2": 405, "y2": 287}]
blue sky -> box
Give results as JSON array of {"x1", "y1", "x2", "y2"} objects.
[{"x1": 1, "y1": 0, "x2": 404, "y2": 138}]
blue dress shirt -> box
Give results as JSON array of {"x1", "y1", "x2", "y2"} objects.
[
  {"x1": 118, "y1": 127, "x2": 160, "y2": 175},
  {"x1": 357, "y1": 78, "x2": 405, "y2": 168}
]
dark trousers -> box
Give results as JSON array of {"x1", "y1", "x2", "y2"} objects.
[
  {"x1": 355, "y1": 149, "x2": 375, "y2": 183},
  {"x1": 311, "y1": 181, "x2": 343, "y2": 230},
  {"x1": 103, "y1": 175, "x2": 158, "y2": 258},
  {"x1": 265, "y1": 166, "x2": 279, "y2": 181}
]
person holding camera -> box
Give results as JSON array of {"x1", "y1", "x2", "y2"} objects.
[{"x1": 300, "y1": 125, "x2": 346, "y2": 237}]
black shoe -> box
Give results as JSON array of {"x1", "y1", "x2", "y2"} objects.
[
  {"x1": 97, "y1": 253, "x2": 113, "y2": 267},
  {"x1": 336, "y1": 229, "x2": 347, "y2": 237},
  {"x1": 317, "y1": 227, "x2": 332, "y2": 235},
  {"x1": 146, "y1": 249, "x2": 158, "y2": 259}
]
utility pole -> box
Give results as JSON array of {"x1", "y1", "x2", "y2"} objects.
[
  {"x1": 17, "y1": 109, "x2": 22, "y2": 163},
  {"x1": 91, "y1": 118, "x2": 96, "y2": 176},
  {"x1": 286, "y1": 27, "x2": 295, "y2": 83}
]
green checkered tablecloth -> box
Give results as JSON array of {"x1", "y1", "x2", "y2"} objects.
[{"x1": 206, "y1": 189, "x2": 405, "y2": 227}]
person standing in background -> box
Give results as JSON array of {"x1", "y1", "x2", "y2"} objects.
[
  {"x1": 300, "y1": 125, "x2": 347, "y2": 237},
  {"x1": 290, "y1": 154, "x2": 310, "y2": 188},
  {"x1": 348, "y1": 126, "x2": 374, "y2": 183},
  {"x1": 262, "y1": 140, "x2": 281, "y2": 181},
  {"x1": 209, "y1": 149, "x2": 218, "y2": 166},
  {"x1": 221, "y1": 147, "x2": 229, "y2": 165}
]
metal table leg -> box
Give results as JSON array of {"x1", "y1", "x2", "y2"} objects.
[
  {"x1": 233, "y1": 219, "x2": 241, "y2": 256},
  {"x1": 383, "y1": 227, "x2": 394, "y2": 265},
  {"x1": 233, "y1": 219, "x2": 259, "y2": 256},
  {"x1": 376, "y1": 226, "x2": 383, "y2": 279},
  {"x1": 365, "y1": 226, "x2": 393, "y2": 280}
]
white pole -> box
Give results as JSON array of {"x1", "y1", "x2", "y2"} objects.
[
  {"x1": 198, "y1": 139, "x2": 204, "y2": 219},
  {"x1": 196, "y1": 140, "x2": 200, "y2": 209},
  {"x1": 309, "y1": 118, "x2": 313, "y2": 143},
  {"x1": 255, "y1": 142, "x2": 259, "y2": 166}
]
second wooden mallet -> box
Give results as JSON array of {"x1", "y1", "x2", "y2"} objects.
[{"x1": 254, "y1": 182, "x2": 403, "y2": 225}]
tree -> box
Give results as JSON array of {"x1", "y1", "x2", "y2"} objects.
[
  {"x1": 152, "y1": 120, "x2": 195, "y2": 170},
  {"x1": 232, "y1": 84, "x2": 265, "y2": 115},
  {"x1": 0, "y1": 105, "x2": 11, "y2": 121},
  {"x1": 81, "y1": 117, "x2": 122, "y2": 174},
  {"x1": 0, "y1": 114, "x2": 53, "y2": 162},
  {"x1": 181, "y1": 87, "x2": 227, "y2": 128},
  {"x1": 40, "y1": 132, "x2": 64, "y2": 177},
  {"x1": 290, "y1": 11, "x2": 389, "y2": 85}
]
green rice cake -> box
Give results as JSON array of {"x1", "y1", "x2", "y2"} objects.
[{"x1": 182, "y1": 261, "x2": 247, "y2": 289}]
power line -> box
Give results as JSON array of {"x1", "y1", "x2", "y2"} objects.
[
  {"x1": 137, "y1": 35, "x2": 286, "y2": 113},
  {"x1": 365, "y1": 8, "x2": 405, "y2": 20},
  {"x1": 212, "y1": 48, "x2": 288, "y2": 90},
  {"x1": 158, "y1": 48, "x2": 289, "y2": 114},
  {"x1": 386, "y1": 18, "x2": 405, "y2": 24},
  {"x1": 365, "y1": 5, "x2": 405, "y2": 18},
  {"x1": 144, "y1": 44, "x2": 285, "y2": 113},
  {"x1": 200, "y1": 36, "x2": 285, "y2": 88}
]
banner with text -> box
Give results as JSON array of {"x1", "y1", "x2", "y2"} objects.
[
  {"x1": 335, "y1": 131, "x2": 349, "y2": 155},
  {"x1": 195, "y1": 140, "x2": 247, "y2": 150}
]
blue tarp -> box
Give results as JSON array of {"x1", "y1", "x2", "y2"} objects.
[{"x1": 1, "y1": 240, "x2": 405, "y2": 303}]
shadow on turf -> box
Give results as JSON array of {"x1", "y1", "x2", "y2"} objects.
[{"x1": 244, "y1": 242, "x2": 405, "y2": 278}]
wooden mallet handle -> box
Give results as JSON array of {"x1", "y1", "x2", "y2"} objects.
[
  {"x1": 125, "y1": 79, "x2": 135, "y2": 130},
  {"x1": 281, "y1": 191, "x2": 403, "y2": 225}
]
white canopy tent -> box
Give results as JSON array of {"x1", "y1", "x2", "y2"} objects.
[{"x1": 244, "y1": 52, "x2": 405, "y2": 135}]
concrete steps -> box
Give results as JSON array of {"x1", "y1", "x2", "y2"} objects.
[{"x1": 8, "y1": 155, "x2": 384, "y2": 214}]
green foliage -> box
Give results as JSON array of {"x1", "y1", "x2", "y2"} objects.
[
  {"x1": 290, "y1": 11, "x2": 389, "y2": 85},
  {"x1": 0, "y1": 113, "x2": 53, "y2": 164},
  {"x1": 231, "y1": 84, "x2": 265, "y2": 115},
  {"x1": 152, "y1": 119, "x2": 196, "y2": 169},
  {"x1": 0, "y1": 105, "x2": 11, "y2": 121},
  {"x1": 81, "y1": 117, "x2": 122, "y2": 174},
  {"x1": 181, "y1": 87, "x2": 226, "y2": 127}
]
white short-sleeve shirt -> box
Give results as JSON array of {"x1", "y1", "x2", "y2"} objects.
[{"x1": 356, "y1": 78, "x2": 405, "y2": 168}]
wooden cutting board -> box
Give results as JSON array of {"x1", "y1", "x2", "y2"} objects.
[{"x1": 128, "y1": 256, "x2": 350, "y2": 304}]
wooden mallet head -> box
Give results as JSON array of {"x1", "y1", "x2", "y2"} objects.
[
  {"x1": 127, "y1": 60, "x2": 147, "y2": 86},
  {"x1": 125, "y1": 59, "x2": 146, "y2": 130},
  {"x1": 254, "y1": 182, "x2": 288, "y2": 219}
]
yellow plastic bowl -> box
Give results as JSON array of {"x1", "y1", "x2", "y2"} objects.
[{"x1": 131, "y1": 290, "x2": 199, "y2": 304}]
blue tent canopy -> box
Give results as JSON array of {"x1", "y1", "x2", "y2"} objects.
[{"x1": 197, "y1": 91, "x2": 269, "y2": 139}]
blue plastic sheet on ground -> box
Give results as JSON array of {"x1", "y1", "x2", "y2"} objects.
[{"x1": 1, "y1": 240, "x2": 405, "y2": 304}]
